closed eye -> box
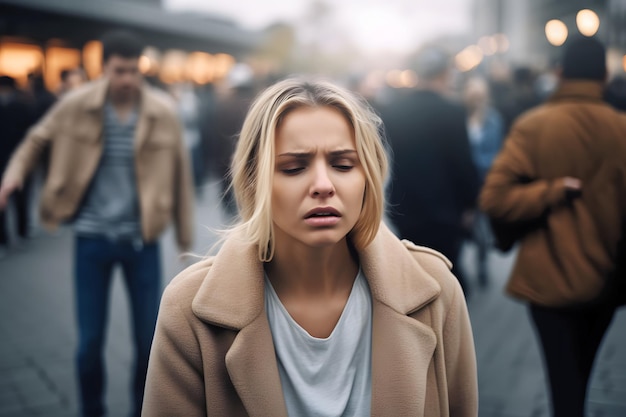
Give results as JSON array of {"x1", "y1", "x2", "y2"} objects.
[
  {"x1": 333, "y1": 164, "x2": 354, "y2": 171},
  {"x1": 281, "y1": 167, "x2": 305, "y2": 175}
]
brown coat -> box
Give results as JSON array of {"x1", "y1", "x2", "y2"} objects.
[
  {"x1": 480, "y1": 80, "x2": 626, "y2": 307},
  {"x1": 2, "y1": 79, "x2": 194, "y2": 249},
  {"x1": 142, "y1": 224, "x2": 478, "y2": 417}
]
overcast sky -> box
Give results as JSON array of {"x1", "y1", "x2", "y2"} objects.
[{"x1": 163, "y1": 0, "x2": 473, "y2": 55}]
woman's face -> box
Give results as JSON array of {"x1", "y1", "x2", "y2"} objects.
[{"x1": 271, "y1": 106, "x2": 366, "y2": 251}]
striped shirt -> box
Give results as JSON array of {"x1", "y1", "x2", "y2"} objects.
[{"x1": 73, "y1": 103, "x2": 141, "y2": 241}]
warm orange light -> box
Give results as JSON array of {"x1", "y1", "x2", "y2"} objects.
[
  {"x1": 213, "y1": 53, "x2": 235, "y2": 81},
  {"x1": 545, "y1": 19, "x2": 568, "y2": 46},
  {"x1": 185, "y1": 52, "x2": 215, "y2": 84},
  {"x1": 46, "y1": 46, "x2": 81, "y2": 91},
  {"x1": 138, "y1": 55, "x2": 151, "y2": 74},
  {"x1": 623, "y1": 55, "x2": 626, "y2": 73},
  {"x1": 576, "y1": 9, "x2": 600, "y2": 37},
  {"x1": 455, "y1": 45, "x2": 484, "y2": 72},
  {"x1": 160, "y1": 49, "x2": 187, "y2": 84},
  {"x1": 400, "y1": 69, "x2": 418, "y2": 88},
  {"x1": 494, "y1": 33, "x2": 510, "y2": 53},
  {"x1": 82, "y1": 41, "x2": 102, "y2": 80},
  {"x1": 140, "y1": 46, "x2": 161, "y2": 77},
  {"x1": 0, "y1": 42, "x2": 43, "y2": 87},
  {"x1": 385, "y1": 69, "x2": 403, "y2": 88},
  {"x1": 478, "y1": 36, "x2": 498, "y2": 56}
]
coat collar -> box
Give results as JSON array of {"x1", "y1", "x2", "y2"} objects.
[
  {"x1": 549, "y1": 80, "x2": 605, "y2": 104},
  {"x1": 191, "y1": 222, "x2": 441, "y2": 329},
  {"x1": 84, "y1": 77, "x2": 161, "y2": 118},
  {"x1": 191, "y1": 223, "x2": 442, "y2": 417},
  {"x1": 83, "y1": 78, "x2": 162, "y2": 150}
]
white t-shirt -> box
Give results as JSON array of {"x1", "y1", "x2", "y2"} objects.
[{"x1": 264, "y1": 270, "x2": 373, "y2": 417}]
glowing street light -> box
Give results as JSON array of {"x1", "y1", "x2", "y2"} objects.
[
  {"x1": 545, "y1": 19, "x2": 568, "y2": 46},
  {"x1": 494, "y1": 33, "x2": 510, "y2": 53},
  {"x1": 576, "y1": 9, "x2": 600, "y2": 37}
]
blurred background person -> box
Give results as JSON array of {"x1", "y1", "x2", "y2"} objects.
[
  {"x1": 480, "y1": 36, "x2": 626, "y2": 417},
  {"x1": 0, "y1": 29, "x2": 194, "y2": 417},
  {"x1": 169, "y1": 81, "x2": 205, "y2": 194},
  {"x1": 26, "y1": 71, "x2": 57, "y2": 124},
  {"x1": 211, "y1": 63, "x2": 258, "y2": 218},
  {"x1": 0, "y1": 75, "x2": 35, "y2": 258},
  {"x1": 381, "y1": 45, "x2": 480, "y2": 298},
  {"x1": 462, "y1": 75, "x2": 505, "y2": 288},
  {"x1": 57, "y1": 67, "x2": 88, "y2": 98}
]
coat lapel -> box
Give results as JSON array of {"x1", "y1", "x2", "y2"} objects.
[
  {"x1": 370, "y1": 301, "x2": 438, "y2": 416},
  {"x1": 226, "y1": 314, "x2": 289, "y2": 417},
  {"x1": 361, "y1": 224, "x2": 441, "y2": 416},
  {"x1": 134, "y1": 87, "x2": 160, "y2": 151},
  {"x1": 192, "y1": 233, "x2": 288, "y2": 417}
]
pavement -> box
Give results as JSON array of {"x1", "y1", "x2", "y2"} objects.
[{"x1": 1, "y1": 178, "x2": 625, "y2": 417}]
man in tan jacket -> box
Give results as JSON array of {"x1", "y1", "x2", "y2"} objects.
[
  {"x1": 480, "y1": 36, "x2": 626, "y2": 417},
  {"x1": 0, "y1": 30, "x2": 194, "y2": 417}
]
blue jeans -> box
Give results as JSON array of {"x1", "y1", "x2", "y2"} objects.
[{"x1": 74, "y1": 235, "x2": 161, "y2": 417}]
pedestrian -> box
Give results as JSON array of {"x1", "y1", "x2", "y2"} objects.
[
  {"x1": 480, "y1": 36, "x2": 626, "y2": 417},
  {"x1": 142, "y1": 78, "x2": 478, "y2": 416},
  {"x1": 0, "y1": 75, "x2": 35, "y2": 257},
  {"x1": 0, "y1": 29, "x2": 194, "y2": 417},
  {"x1": 381, "y1": 45, "x2": 480, "y2": 297},
  {"x1": 57, "y1": 67, "x2": 88, "y2": 98},
  {"x1": 462, "y1": 76, "x2": 505, "y2": 287}
]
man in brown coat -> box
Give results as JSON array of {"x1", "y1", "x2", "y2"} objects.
[
  {"x1": 0, "y1": 30, "x2": 194, "y2": 417},
  {"x1": 480, "y1": 36, "x2": 626, "y2": 417}
]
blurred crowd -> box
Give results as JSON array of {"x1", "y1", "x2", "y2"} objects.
[{"x1": 2, "y1": 43, "x2": 626, "y2": 270}]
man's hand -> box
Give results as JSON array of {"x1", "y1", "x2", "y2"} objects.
[
  {"x1": 562, "y1": 176, "x2": 582, "y2": 201},
  {"x1": 0, "y1": 177, "x2": 22, "y2": 210}
]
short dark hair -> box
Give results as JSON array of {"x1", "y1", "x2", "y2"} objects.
[
  {"x1": 100, "y1": 29, "x2": 144, "y2": 63},
  {"x1": 561, "y1": 36, "x2": 606, "y2": 81}
]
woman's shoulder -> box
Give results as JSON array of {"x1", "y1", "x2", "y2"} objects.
[
  {"x1": 399, "y1": 239, "x2": 464, "y2": 300},
  {"x1": 161, "y1": 257, "x2": 215, "y2": 306}
]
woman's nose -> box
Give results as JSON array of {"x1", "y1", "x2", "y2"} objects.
[{"x1": 310, "y1": 165, "x2": 335, "y2": 197}]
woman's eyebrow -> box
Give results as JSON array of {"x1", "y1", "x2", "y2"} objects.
[
  {"x1": 276, "y1": 152, "x2": 312, "y2": 158},
  {"x1": 277, "y1": 149, "x2": 357, "y2": 158},
  {"x1": 329, "y1": 149, "x2": 357, "y2": 156}
]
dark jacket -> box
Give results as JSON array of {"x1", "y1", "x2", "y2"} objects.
[
  {"x1": 382, "y1": 89, "x2": 480, "y2": 240},
  {"x1": 0, "y1": 92, "x2": 34, "y2": 173}
]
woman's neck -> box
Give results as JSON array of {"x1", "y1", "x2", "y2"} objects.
[{"x1": 265, "y1": 239, "x2": 359, "y2": 298}]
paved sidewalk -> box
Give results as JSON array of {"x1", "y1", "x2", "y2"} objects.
[{"x1": 1, "y1": 179, "x2": 625, "y2": 416}]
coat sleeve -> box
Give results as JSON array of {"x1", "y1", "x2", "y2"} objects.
[
  {"x1": 479, "y1": 123, "x2": 567, "y2": 222},
  {"x1": 171, "y1": 116, "x2": 195, "y2": 251},
  {"x1": 442, "y1": 279, "x2": 478, "y2": 417},
  {"x1": 143, "y1": 285, "x2": 206, "y2": 417}
]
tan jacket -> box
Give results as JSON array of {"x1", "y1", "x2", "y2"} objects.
[
  {"x1": 143, "y1": 224, "x2": 478, "y2": 417},
  {"x1": 2, "y1": 79, "x2": 194, "y2": 249},
  {"x1": 480, "y1": 81, "x2": 626, "y2": 307}
]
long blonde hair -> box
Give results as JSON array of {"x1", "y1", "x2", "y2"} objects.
[{"x1": 227, "y1": 78, "x2": 389, "y2": 261}]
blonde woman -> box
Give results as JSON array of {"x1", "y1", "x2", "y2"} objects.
[{"x1": 142, "y1": 79, "x2": 478, "y2": 417}]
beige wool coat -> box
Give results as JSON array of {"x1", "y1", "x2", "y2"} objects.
[
  {"x1": 142, "y1": 224, "x2": 478, "y2": 416},
  {"x1": 2, "y1": 79, "x2": 194, "y2": 249}
]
